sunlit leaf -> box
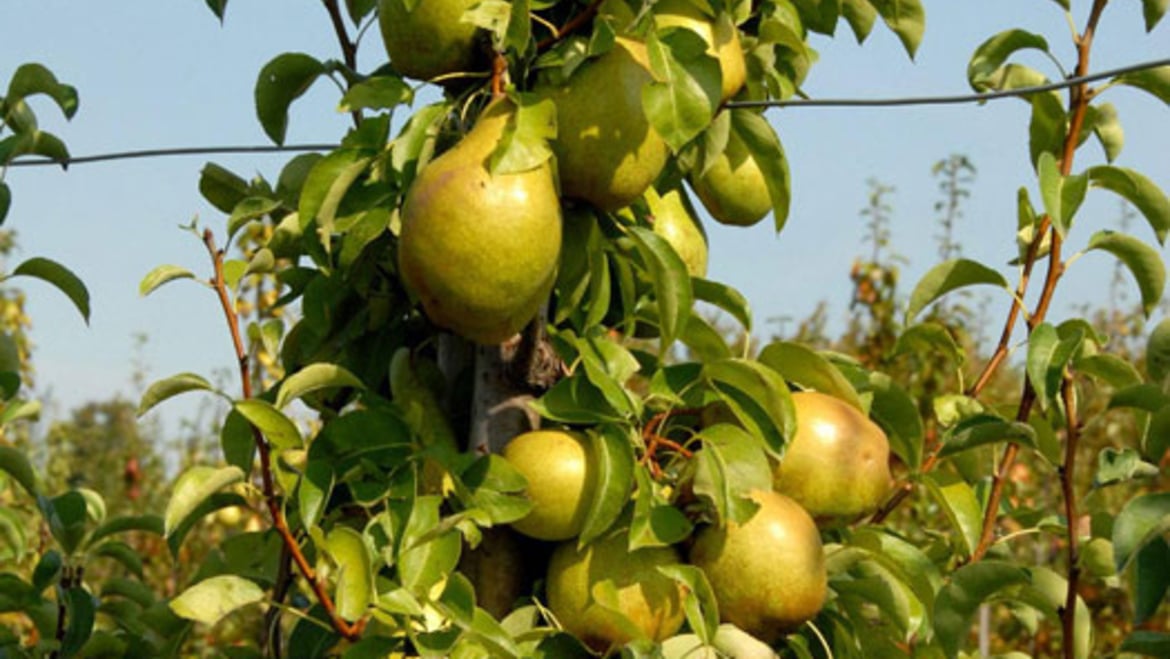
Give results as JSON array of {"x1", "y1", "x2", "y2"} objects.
[
  {"x1": 933, "y1": 561, "x2": 1030, "y2": 658},
  {"x1": 6, "y1": 63, "x2": 79, "y2": 119},
  {"x1": 1085, "y1": 230, "x2": 1165, "y2": 316},
  {"x1": 164, "y1": 465, "x2": 245, "y2": 537},
  {"x1": 869, "y1": 0, "x2": 926, "y2": 58},
  {"x1": 731, "y1": 109, "x2": 791, "y2": 233},
  {"x1": 0, "y1": 445, "x2": 39, "y2": 496},
  {"x1": 578, "y1": 425, "x2": 635, "y2": 547},
  {"x1": 939, "y1": 415, "x2": 1038, "y2": 459},
  {"x1": 139, "y1": 265, "x2": 198, "y2": 297},
  {"x1": 138, "y1": 372, "x2": 217, "y2": 417},
  {"x1": 1086, "y1": 165, "x2": 1170, "y2": 244},
  {"x1": 629, "y1": 226, "x2": 693, "y2": 353},
  {"x1": 924, "y1": 473, "x2": 983, "y2": 559},
  {"x1": 1113, "y1": 491, "x2": 1170, "y2": 571},
  {"x1": 967, "y1": 29, "x2": 1049, "y2": 91},
  {"x1": 10, "y1": 257, "x2": 90, "y2": 323},
  {"x1": 170, "y1": 575, "x2": 265, "y2": 625},
  {"x1": 643, "y1": 29, "x2": 720, "y2": 151},
  {"x1": 758, "y1": 341, "x2": 862, "y2": 410},
  {"x1": 905, "y1": 258, "x2": 1008, "y2": 322},
  {"x1": 326, "y1": 527, "x2": 374, "y2": 621},
  {"x1": 234, "y1": 399, "x2": 301, "y2": 450},
  {"x1": 1115, "y1": 65, "x2": 1170, "y2": 106},
  {"x1": 276, "y1": 362, "x2": 365, "y2": 409}
]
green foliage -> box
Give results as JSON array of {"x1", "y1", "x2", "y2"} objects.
[{"x1": 0, "y1": 1, "x2": 1168, "y2": 657}]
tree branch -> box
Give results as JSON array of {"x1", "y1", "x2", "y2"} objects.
[
  {"x1": 1059, "y1": 374, "x2": 1082, "y2": 659},
  {"x1": 202, "y1": 230, "x2": 366, "y2": 642},
  {"x1": 536, "y1": 0, "x2": 605, "y2": 51},
  {"x1": 321, "y1": 0, "x2": 362, "y2": 127}
]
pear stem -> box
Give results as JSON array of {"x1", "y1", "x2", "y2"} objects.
[{"x1": 536, "y1": 0, "x2": 605, "y2": 51}]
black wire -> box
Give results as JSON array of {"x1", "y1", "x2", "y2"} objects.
[
  {"x1": 5, "y1": 57, "x2": 1169, "y2": 169},
  {"x1": 728, "y1": 57, "x2": 1170, "y2": 109}
]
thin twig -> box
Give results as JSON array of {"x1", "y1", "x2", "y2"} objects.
[
  {"x1": 491, "y1": 52, "x2": 508, "y2": 99},
  {"x1": 321, "y1": 0, "x2": 362, "y2": 127},
  {"x1": 202, "y1": 230, "x2": 366, "y2": 642},
  {"x1": 536, "y1": 0, "x2": 605, "y2": 51}
]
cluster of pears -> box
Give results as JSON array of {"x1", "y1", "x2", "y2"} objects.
[
  {"x1": 383, "y1": 0, "x2": 778, "y2": 343},
  {"x1": 495, "y1": 391, "x2": 892, "y2": 652}
]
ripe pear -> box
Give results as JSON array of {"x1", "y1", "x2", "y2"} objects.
[
  {"x1": 690, "y1": 126, "x2": 773, "y2": 226},
  {"x1": 654, "y1": 0, "x2": 746, "y2": 101},
  {"x1": 773, "y1": 391, "x2": 892, "y2": 522},
  {"x1": 502, "y1": 430, "x2": 595, "y2": 541},
  {"x1": 378, "y1": 0, "x2": 480, "y2": 81},
  {"x1": 398, "y1": 101, "x2": 561, "y2": 344},
  {"x1": 689, "y1": 489, "x2": 826, "y2": 642},
  {"x1": 645, "y1": 185, "x2": 708, "y2": 278},
  {"x1": 538, "y1": 38, "x2": 668, "y2": 211},
  {"x1": 546, "y1": 531, "x2": 687, "y2": 652}
]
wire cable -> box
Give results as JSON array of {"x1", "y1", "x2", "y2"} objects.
[{"x1": 5, "y1": 57, "x2": 1168, "y2": 169}]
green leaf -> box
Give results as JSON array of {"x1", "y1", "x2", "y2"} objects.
[
  {"x1": 138, "y1": 372, "x2": 216, "y2": 416},
  {"x1": 1037, "y1": 152, "x2": 1088, "y2": 237},
  {"x1": 255, "y1": 53, "x2": 326, "y2": 145},
  {"x1": 692, "y1": 278, "x2": 751, "y2": 332},
  {"x1": 297, "y1": 149, "x2": 372, "y2": 246},
  {"x1": 757, "y1": 341, "x2": 862, "y2": 409},
  {"x1": 531, "y1": 376, "x2": 624, "y2": 424},
  {"x1": 92, "y1": 540, "x2": 145, "y2": 578},
  {"x1": 1115, "y1": 65, "x2": 1170, "y2": 107},
  {"x1": 170, "y1": 575, "x2": 265, "y2": 625},
  {"x1": 0, "y1": 182, "x2": 10, "y2": 226},
  {"x1": 630, "y1": 467, "x2": 692, "y2": 550},
  {"x1": 6, "y1": 63, "x2": 79, "y2": 119},
  {"x1": 1026, "y1": 322, "x2": 1074, "y2": 411},
  {"x1": 164, "y1": 465, "x2": 245, "y2": 537},
  {"x1": 1148, "y1": 317, "x2": 1170, "y2": 385},
  {"x1": 642, "y1": 29, "x2": 720, "y2": 152},
  {"x1": 939, "y1": 415, "x2": 1038, "y2": 458},
  {"x1": 905, "y1": 258, "x2": 1008, "y2": 322},
  {"x1": 967, "y1": 29, "x2": 1049, "y2": 91},
  {"x1": 1142, "y1": 0, "x2": 1169, "y2": 31},
  {"x1": 924, "y1": 473, "x2": 983, "y2": 559},
  {"x1": 1029, "y1": 90, "x2": 1067, "y2": 167},
  {"x1": 731, "y1": 109, "x2": 791, "y2": 233},
  {"x1": 275, "y1": 362, "x2": 364, "y2": 409},
  {"x1": 1075, "y1": 353, "x2": 1142, "y2": 389},
  {"x1": 840, "y1": 0, "x2": 878, "y2": 43},
  {"x1": 693, "y1": 424, "x2": 771, "y2": 526},
  {"x1": 868, "y1": 373, "x2": 926, "y2": 470},
  {"x1": 325, "y1": 527, "x2": 374, "y2": 621},
  {"x1": 628, "y1": 226, "x2": 693, "y2": 353},
  {"x1": 869, "y1": 0, "x2": 926, "y2": 58},
  {"x1": 234, "y1": 399, "x2": 302, "y2": 450},
  {"x1": 139, "y1": 265, "x2": 197, "y2": 297},
  {"x1": 0, "y1": 445, "x2": 39, "y2": 496},
  {"x1": 490, "y1": 94, "x2": 556, "y2": 174},
  {"x1": 704, "y1": 358, "x2": 795, "y2": 457},
  {"x1": 227, "y1": 196, "x2": 281, "y2": 239},
  {"x1": 338, "y1": 76, "x2": 413, "y2": 113},
  {"x1": 1085, "y1": 230, "x2": 1165, "y2": 316},
  {"x1": 933, "y1": 560, "x2": 1030, "y2": 658},
  {"x1": 46, "y1": 491, "x2": 89, "y2": 555},
  {"x1": 1122, "y1": 630, "x2": 1170, "y2": 656},
  {"x1": 893, "y1": 321, "x2": 966, "y2": 367},
  {"x1": 657, "y1": 565, "x2": 720, "y2": 644},
  {"x1": 205, "y1": 0, "x2": 229, "y2": 21},
  {"x1": 1088, "y1": 102, "x2": 1124, "y2": 163},
  {"x1": 299, "y1": 460, "x2": 334, "y2": 530},
  {"x1": 87, "y1": 514, "x2": 164, "y2": 548},
  {"x1": 505, "y1": 0, "x2": 531, "y2": 53},
  {"x1": 60, "y1": 587, "x2": 96, "y2": 656},
  {"x1": 1086, "y1": 165, "x2": 1170, "y2": 244},
  {"x1": 10, "y1": 257, "x2": 90, "y2": 323},
  {"x1": 1095, "y1": 447, "x2": 1159, "y2": 488},
  {"x1": 399, "y1": 496, "x2": 462, "y2": 598},
  {"x1": 198, "y1": 163, "x2": 248, "y2": 213},
  {"x1": 1133, "y1": 537, "x2": 1170, "y2": 625},
  {"x1": 1112, "y1": 491, "x2": 1170, "y2": 572},
  {"x1": 578, "y1": 426, "x2": 635, "y2": 547},
  {"x1": 1017, "y1": 567, "x2": 1092, "y2": 659}
]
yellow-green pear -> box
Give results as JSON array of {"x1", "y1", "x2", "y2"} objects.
[
  {"x1": 654, "y1": 0, "x2": 746, "y2": 101},
  {"x1": 379, "y1": 0, "x2": 480, "y2": 81},
  {"x1": 398, "y1": 101, "x2": 561, "y2": 344},
  {"x1": 690, "y1": 126, "x2": 773, "y2": 226},
  {"x1": 503, "y1": 430, "x2": 595, "y2": 541},
  {"x1": 645, "y1": 185, "x2": 708, "y2": 278},
  {"x1": 546, "y1": 531, "x2": 687, "y2": 652},
  {"x1": 538, "y1": 38, "x2": 669, "y2": 211},
  {"x1": 689, "y1": 489, "x2": 826, "y2": 642},
  {"x1": 773, "y1": 391, "x2": 892, "y2": 522}
]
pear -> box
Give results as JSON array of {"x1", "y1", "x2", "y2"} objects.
[
  {"x1": 645, "y1": 185, "x2": 708, "y2": 278},
  {"x1": 690, "y1": 125, "x2": 773, "y2": 226},
  {"x1": 689, "y1": 489, "x2": 827, "y2": 642},
  {"x1": 654, "y1": 0, "x2": 746, "y2": 101},
  {"x1": 503, "y1": 429, "x2": 596, "y2": 541},
  {"x1": 772, "y1": 391, "x2": 892, "y2": 522},
  {"x1": 546, "y1": 531, "x2": 687, "y2": 652},
  {"x1": 538, "y1": 38, "x2": 669, "y2": 211},
  {"x1": 398, "y1": 101, "x2": 561, "y2": 344},
  {"x1": 378, "y1": 0, "x2": 480, "y2": 81}
]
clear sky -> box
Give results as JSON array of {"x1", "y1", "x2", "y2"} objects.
[{"x1": 2, "y1": 2, "x2": 1168, "y2": 431}]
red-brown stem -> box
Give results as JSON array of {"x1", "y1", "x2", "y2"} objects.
[
  {"x1": 202, "y1": 230, "x2": 366, "y2": 642},
  {"x1": 536, "y1": 0, "x2": 604, "y2": 51},
  {"x1": 322, "y1": 0, "x2": 362, "y2": 127},
  {"x1": 969, "y1": 0, "x2": 1108, "y2": 563},
  {"x1": 491, "y1": 52, "x2": 508, "y2": 98},
  {"x1": 638, "y1": 408, "x2": 699, "y2": 476},
  {"x1": 1059, "y1": 374, "x2": 1082, "y2": 659}
]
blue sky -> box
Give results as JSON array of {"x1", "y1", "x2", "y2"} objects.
[{"x1": 2, "y1": 1, "x2": 1168, "y2": 430}]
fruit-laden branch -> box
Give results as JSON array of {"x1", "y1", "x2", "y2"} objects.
[
  {"x1": 536, "y1": 0, "x2": 605, "y2": 51},
  {"x1": 1059, "y1": 373, "x2": 1082, "y2": 659},
  {"x1": 202, "y1": 230, "x2": 366, "y2": 642},
  {"x1": 969, "y1": 0, "x2": 1108, "y2": 563}
]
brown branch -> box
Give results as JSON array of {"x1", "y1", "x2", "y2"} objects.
[
  {"x1": 536, "y1": 0, "x2": 604, "y2": 51},
  {"x1": 968, "y1": 0, "x2": 1108, "y2": 562},
  {"x1": 491, "y1": 52, "x2": 508, "y2": 99},
  {"x1": 321, "y1": 0, "x2": 362, "y2": 127},
  {"x1": 202, "y1": 230, "x2": 366, "y2": 642},
  {"x1": 1059, "y1": 374, "x2": 1082, "y2": 659},
  {"x1": 638, "y1": 409, "x2": 699, "y2": 477}
]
